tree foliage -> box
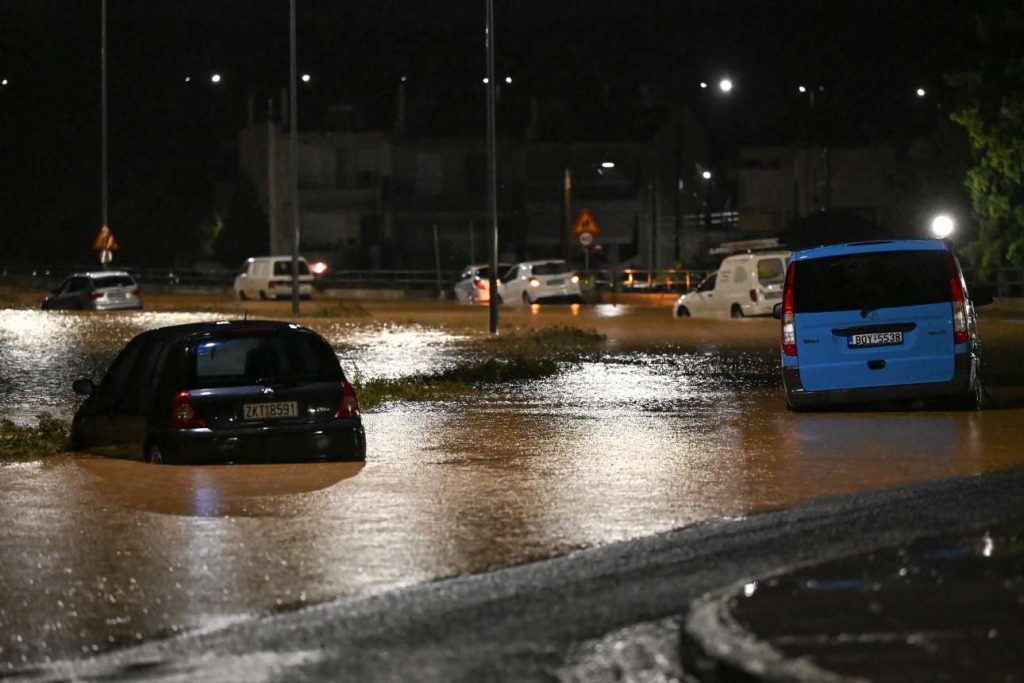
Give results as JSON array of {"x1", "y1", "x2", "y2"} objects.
[{"x1": 948, "y1": 3, "x2": 1024, "y2": 275}]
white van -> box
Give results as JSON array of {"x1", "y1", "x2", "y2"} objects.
[
  {"x1": 234, "y1": 256, "x2": 314, "y2": 301},
  {"x1": 672, "y1": 250, "x2": 791, "y2": 318}
]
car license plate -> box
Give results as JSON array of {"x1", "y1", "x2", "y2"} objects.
[
  {"x1": 849, "y1": 331, "x2": 903, "y2": 348},
  {"x1": 547, "y1": 278, "x2": 564, "y2": 285},
  {"x1": 243, "y1": 401, "x2": 298, "y2": 420}
]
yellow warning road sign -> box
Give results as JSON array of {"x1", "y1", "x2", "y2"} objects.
[
  {"x1": 572, "y1": 208, "x2": 601, "y2": 236},
  {"x1": 91, "y1": 225, "x2": 119, "y2": 251}
]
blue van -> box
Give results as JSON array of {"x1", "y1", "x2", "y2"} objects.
[{"x1": 775, "y1": 240, "x2": 993, "y2": 409}]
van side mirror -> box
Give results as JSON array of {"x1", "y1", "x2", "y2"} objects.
[
  {"x1": 772, "y1": 303, "x2": 783, "y2": 320},
  {"x1": 72, "y1": 378, "x2": 96, "y2": 396},
  {"x1": 971, "y1": 284, "x2": 995, "y2": 307}
]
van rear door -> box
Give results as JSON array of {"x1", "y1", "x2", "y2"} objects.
[{"x1": 792, "y1": 250, "x2": 955, "y2": 391}]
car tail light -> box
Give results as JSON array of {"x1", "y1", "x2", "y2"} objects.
[
  {"x1": 90, "y1": 291, "x2": 104, "y2": 299},
  {"x1": 473, "y1": 277, "x2": 487, "y2": 290},
  {"x1": 571, "y1": 274, "x2": 580, "y2": 284},
  {"x1": 334, "y1": 380, "x2": 360, "y2": 418},
  {"x1": 749, "y1": 289, "x2": 758, "y2": 302},
  {"x1": 171, "y1": 390, "x2": 206, "y2": 429},
  {"x1": 268, "y1": 281, "x2": 277, "y2": 289},
  {"x1": 130, "y1": 287, "x2": 141, "y2": 296},
  {"x1": 529, "y1": 278, "x2": 541, "y2": 288},
  {"x1": 947, "y1": 254, "x2": 969, "y2": 345},
  {"x1": 781, "y1": 263, "x2": 797, "y2": 357}
]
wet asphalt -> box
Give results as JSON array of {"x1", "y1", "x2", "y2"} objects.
[{"x1": 1, "y1": 295, "x2": 1023, "y2": 678}]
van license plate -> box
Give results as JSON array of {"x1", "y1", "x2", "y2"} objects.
[
  {"x1": 849, "y1": 332, "x2": 903, "y2": 348},
  {"x1": 243, "y1": 401, "x2": 298, "y2": 420}
]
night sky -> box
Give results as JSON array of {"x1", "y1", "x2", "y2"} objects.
[{"x1": 0, "y1": 1, "x2": 977, "y2": 264}]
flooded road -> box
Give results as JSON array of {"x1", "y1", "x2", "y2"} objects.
[{"x1": 1, "y1": 300, "x2": 1023, "y2": 668}]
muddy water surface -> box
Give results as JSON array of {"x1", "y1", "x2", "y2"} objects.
[{"x1": 1, "y1": 302, "x2": 1023, "y2": 668}]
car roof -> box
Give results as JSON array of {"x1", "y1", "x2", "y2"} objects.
[
  {"x1": 131, "y1": 320, "x2": 316, "y2": 347},
  {"x1": 793, "y1": 239, "x2": 949, "y2": 262},
  {"x1": 69, "y1": 270, "x2": 135, "y2": 278},
  {"x1": 518, "y1": 259, "x2": 569, "y2": 267}
]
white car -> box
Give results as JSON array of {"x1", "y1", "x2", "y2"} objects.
[
  {"x1": 453, "y1": 263, "x2": 510, "y2": 304},
  {"x1": 673, "y1": 250, "x2": 791, "y2": 318},
  {"x1": 498, "y1": 260, "x2": 583, "y2": 305},
  {"x1": 234, "y1": 256, "x2": 314, "y2": 301}
]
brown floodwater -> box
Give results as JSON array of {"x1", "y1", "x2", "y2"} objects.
[{"x1": 1, "y1": 301, "x2": 1023, "y2": 668}]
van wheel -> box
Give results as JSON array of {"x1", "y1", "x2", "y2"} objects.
[
  {"x1": 731, "y1": 304, "x2": 744, "y2": 318},
  {"x1": 522, "y1": 292, "x2": 533, "y2": 306},
  {"x1": 676, "y1": 305, "x2": 690, "y2": 318},
  {"x1": 259, "y1": 291, "x2": 269, "y2": 301}
]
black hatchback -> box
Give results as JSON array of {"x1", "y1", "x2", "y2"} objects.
[{"x1": 70, "y1": 321, "x2": 366, "y2": 464}]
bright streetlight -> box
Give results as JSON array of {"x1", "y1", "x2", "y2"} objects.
[
  {"x1": 798, "y1": 85, "x2": 806, "y2": 93},
  {"x1": 702, "y1": 170, "x2": 712, "y2": 180},
  {"x1": 916, "y1": 87, "x2": 926, "y2": 97},
  {"x1": 301, "y1": 73, "x2": 311, "y2": 83},
  {"x1": 210, "y1": 73, "x2": 222, "y2": 84},
  {"x1": 699, "y1": 81, "x2": 708, "y2": 89},
  {"x1": 931, "y1": 214, "x2": 955, "y2": 239},
  {"x1": 718, "y1": 78, "x2": 733, "y2": 93},
  {"x1": 601, "y1": 161, "x2": 615, "y2": 169},
  {"x1": 504, "y1": 76, "x2": 512, "y2": 84}
]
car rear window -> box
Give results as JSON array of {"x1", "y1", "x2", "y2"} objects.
[
  {"x1": 273, "y1": 261, "x2": 310, "y2": 276},
  {"x1": 532, "y1": 262, "x2": 569, "y2": 276},
  {"x1": 793, "y1": 250, "x2": 950, "y2": 314},
  {"x1": 92, "y1": 275, "x2": 135, "y2": 288},
  {"x1": 191, "y1": 331, "x2": 340, "y2": 387}
]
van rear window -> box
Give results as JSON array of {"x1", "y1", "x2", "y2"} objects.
[{"x1": 793, "y1": 250, "x2": 950, "y2": 314}]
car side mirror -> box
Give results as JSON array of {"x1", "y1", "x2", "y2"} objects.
[
  {"x1": 772, "y1": 303, "x2": 783, "y2": 320},
  {"x1": 971, "y1": 284, "x2": 995, "y2": 307},
  {"x1": 72, "y1": 378, "x2": 96, "y2": 396}
]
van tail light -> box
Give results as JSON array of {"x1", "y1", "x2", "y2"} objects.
[
  {"x1": 473, "y1": 277, "x2": 487, "y2": 290},
  {"x1": 90, "y1": 291, "x2": 104, "y2": 299},
  {"x1": 781, "y1": 263, "x2": 797, "y2": 357},
  {"x1": 334, "y1": 380, "x2": 361, "y2": 418},
  {"x1": 268, "y1": 281, "x2": 277, "y2": 289},
  {"x1": 749, "y1": 289, "x2": 758, "y2": 302},
  {"x1": 171, "y1": 390, "x2": 206, "y2": 429},
  {"x1": 947, "y1": 254, "x2": 969, "y2": 345}
]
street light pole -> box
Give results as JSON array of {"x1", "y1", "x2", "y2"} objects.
[
  {"x1": 289, "y1": 0, "x2": 301, "y2": 314},
  {"x1": 485, "y1": 0, "x2": 499, "y2": 334},
  {"x1": 100, "y1": 0, "x2": 108, "y2": 244}
]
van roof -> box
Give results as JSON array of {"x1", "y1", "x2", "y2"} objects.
[
  {"x1": 720, "y1": 250, "x2": 792, "y2": 262},
  {"x1": 793, "y1": 239, "x2": 949, "y2": 262}
]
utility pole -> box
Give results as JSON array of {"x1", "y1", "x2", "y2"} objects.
[
  {"x1": 289, "y1": 0, "x2": 301, "y2": 314},
  {"x1": 100, "y1": 0, "x2": 108, "y2": 244},
  {"x1": 485, "y1": 0, "x2": 499, "y2": 334}
]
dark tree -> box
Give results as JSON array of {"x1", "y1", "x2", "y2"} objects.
[{"x1": 215, "y1": 175, "x2": 270, "y2": 268}]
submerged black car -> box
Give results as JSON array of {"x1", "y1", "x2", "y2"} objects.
[{"x1": 70, "y1": 321, "x2": 366, "y2": 464}]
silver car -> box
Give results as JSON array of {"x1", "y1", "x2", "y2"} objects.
[{"x1": 42, "y1": 271, "x2": 144, "y2": 311}]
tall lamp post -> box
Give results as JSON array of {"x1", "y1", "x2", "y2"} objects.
[
  {"x1": 289, "y1": 0, "x2": 301, "y2": 314},
  {"x1": 485, "y1": 0, "x2": 499, "y2": 334},
  {"x1": 100, "y1": 0, "x2": 108, "y2": 265}
]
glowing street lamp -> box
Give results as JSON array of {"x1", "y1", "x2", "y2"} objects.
[
  {"x1": 210, "y1": 73, "x2": 222, "y2": 84},
  {"x1": 916, "y1": 87, "x2": 926, "y2": 97},
  {"x1": 301, "y1": 73, "x2": 311, "y2": 83},
  {"x1": 702, "y1": 170, "x2": 712, "y2": 180},
  {"x1": 718, "y1": 78, "x2": 733, "y2": 93},
  {"x1": 931, "y1": 214, "x2": 955, "y2": 239}
]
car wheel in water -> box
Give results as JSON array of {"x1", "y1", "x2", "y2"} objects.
[
  {"x1": 731, "y1": 304, "x2": 744, "y2": 318},
  {"x1": 676, "y1": 305, "x2": 690, "y2": 318}
]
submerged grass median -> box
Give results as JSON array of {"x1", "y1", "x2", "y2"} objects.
[
  {"x1": 355, "y1": 326, "x2": 605, "y2": 411},
  {"x1": 0, "y1": 415, "x2": 70, "y2": 461}
]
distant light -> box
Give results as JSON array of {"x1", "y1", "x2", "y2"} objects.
[
  {"x1": 184, "y1": 76, "x2": 191, "y2": 83},
  {"x1": 210, "y1": 73, "x2": 222, "y2": 84},
  {"x1": 301, "y1": 73, "x2": 311, "y2": 83},
  {"x1": 601, "y1": 161, "x2": 615, "y2": 169},
  {"x1": 798, "y1": 85, "x2": 807, "y2": 93},
  {"x1": 505, "y1": 76, "x2": 512, "y2": 84},
  {"x1": 699, "y1": 81, "x2": 708, "y2": 89},
  {"x1": 743, "y1": 582, "x2": 757, "y2": 598},
  {"x1": 310, "y1": 261, "x2": 329, "y2": 275},
  {"x1": 1, "y1": 79, "x2": 7, "y2": 86},
  {"x1": 702, "y1": 170, "x2": 712, "y2": 180},
  {"x1": 931, "y1": 214, "x2": 955, "y2": 239},
  {"x1": 916, "y1": 87, "x2": 926, "y2": 97},
  {"x1": 400, "y1": 75, "x2": 407, "y2": 83},
  {"x1": 718, "y1": 78, "x2": 733, "y2": 93},
  {"x1": 482, "y1": 77, "x2": 489, "y2": 84}
]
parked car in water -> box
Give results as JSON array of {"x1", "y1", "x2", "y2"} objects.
[
  {"x1": 673, "y1": 250, "x2": 790, "y2": 318},
  {"x1": 774, "y1": 240, "x2": 993, "y2": 410},
  {"x1": 41, "y1": 271, "x2": 143, "y2": 311},
  {"x1": 70, "y1": 321, "x2": 366, "y2": 463},
  {"x1": 497, "y1": 260, "x2": 583, "y2": 305},
  {"x1": 233, "y1": 256, "x2": 314, "y2": 300},
  {"x1": 453, "y1": 263, "x2": 511, "y2": 304}
]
